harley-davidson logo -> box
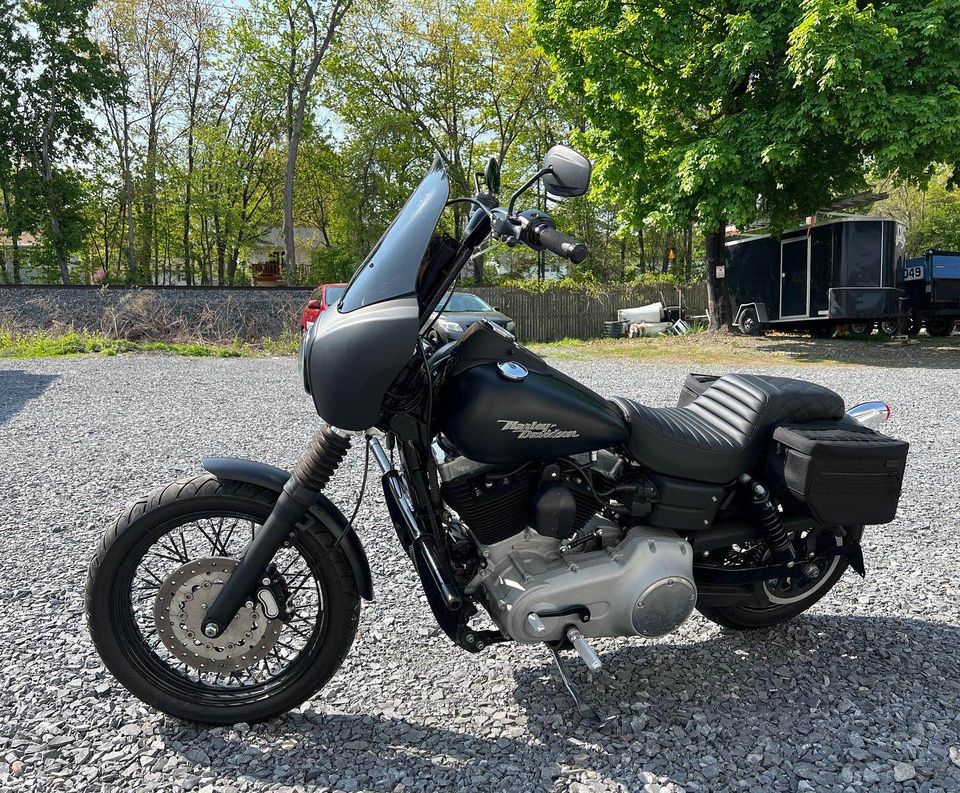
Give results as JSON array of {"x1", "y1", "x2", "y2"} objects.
[{"x1": 497, "y1": 420, "x2": 580, "y2": 439}]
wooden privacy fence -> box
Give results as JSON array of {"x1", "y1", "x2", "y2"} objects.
[{"x1": 468, "y1": 282, "x2": 707, "y2": 343}]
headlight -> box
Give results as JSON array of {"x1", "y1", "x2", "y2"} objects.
[{"x1": 436, "y1": 318, "x2": 464, "y2": 334}]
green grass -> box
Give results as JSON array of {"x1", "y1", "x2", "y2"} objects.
[{"x1": 0, "y1": 330, "x2": 300, "y2": 359}]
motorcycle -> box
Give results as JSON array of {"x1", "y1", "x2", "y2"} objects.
[{"x1": 86, "y1": 147, "x2": 909, "y2": 724}]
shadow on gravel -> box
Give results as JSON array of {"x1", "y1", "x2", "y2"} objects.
[
  {"x1": 757, "y1": 336, "x2": 960, "y2": 369},
  {"x1": 156, "y1": 614, "x2": 960, "y2": 791},
  {"x1": 0, "y1": 370, "x2": 58, "y2": 426}
]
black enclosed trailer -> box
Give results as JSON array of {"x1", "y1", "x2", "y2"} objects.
[{"x1": 725, "y1": 216, "x2": 906, "y2": 336}]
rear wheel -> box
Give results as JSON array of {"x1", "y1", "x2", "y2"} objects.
[
  {"x1": 86, "y1": 475, "x2": 361, "y2": 724},
  {"x1": 697, "y1": 525, "x2": 862, "y2": 630},
  {"x1": 848, "y1": 321, "x2": 874, "y2": 336},
  {"x1": 925, "y1": 319, "x2": 956, "y2": 337}
]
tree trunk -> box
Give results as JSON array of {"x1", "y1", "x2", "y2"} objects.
[
  {"x1": 637, "y1": 228, "x2": 646, "y2": 275},
  {"x1": 705, "y1": 219, "x2": 730, "y2": 332},
  {"x1": 42, "y1": 158, "x2": 70, "y2": 284},
  {"x1": 282, "y1": 0, "x2": 353, "y2": 285},
  {"x1": 1, "y1": 182, "x2": 19, "y2": 284},
  {"x1": 227, "y1": 245, "x2": 240, "y2": 285},
  {"x1": 140, "y1": 115, "x2": 159, "y2": 285},
  {"x1": 684, "y1": 222, "x2": 694, "y2": 281}
]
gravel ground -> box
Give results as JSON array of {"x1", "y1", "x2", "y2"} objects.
[{"x1": 1, "y1": 353, "x2": 959, "y2": 793}]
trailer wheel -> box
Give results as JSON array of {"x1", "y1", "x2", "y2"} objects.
[
  {"x1": 925, "y1": 319, "x2": 956, "y2": 337},
  {"x1": 809, "y1": 323, "x2": 837, "y2": 339},
  {"x1": 737, "y1": 309, "x2": 762, "y2": 336},
  {"x1": 848, "y1": 321, "x2": 874, "y2": 336},
  {"x1": 879, "y1": 319, "x2": 900, "y2": 336}
]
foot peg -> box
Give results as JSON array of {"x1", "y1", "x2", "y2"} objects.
[{"x1": 566, "y1": 627, "x2": 602, "y2": 672}]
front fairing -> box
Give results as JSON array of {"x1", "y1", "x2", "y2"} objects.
[{"x1": 301, "y1": 158, "x2": 452, "y2": 430}]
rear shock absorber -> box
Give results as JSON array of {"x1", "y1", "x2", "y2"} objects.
[
  {"x1": 202, "y1": 424, "x2": 352, "y2": 638},
  {"x1": 739, "y1": 473, "x2": 794, "y2": 562}
]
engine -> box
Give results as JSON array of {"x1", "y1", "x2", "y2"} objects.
[{"x1": 436, "y1": 448, "x2": 698, "y2": 644}]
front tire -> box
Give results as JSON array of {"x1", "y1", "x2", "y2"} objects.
[
  {"x1": 86, "y1": 475, "x2": 361, "y2": 724},
  {"x1": 697, "y1": 526, "x2": 862, "y2": 630}
]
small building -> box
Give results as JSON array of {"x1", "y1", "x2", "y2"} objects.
[
  {"x1": 725, "y1": 215, "x2": 906, "y2": 335},
  {"x1": 248, "y1": 227, "x2": 327, "y2": 286},
  {"x1": 0, "y1": 232, "x2": 39, "y2": 283}
]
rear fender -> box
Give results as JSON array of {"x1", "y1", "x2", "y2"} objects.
[{"x1": 201, "y1": 456, "x2": 374, "y2": 601}]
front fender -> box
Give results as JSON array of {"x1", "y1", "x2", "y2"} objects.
[{"x1": 202, "y1": 456, "x2": 374, "y2": 601}]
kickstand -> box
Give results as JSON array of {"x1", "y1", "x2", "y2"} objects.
[{"x1": 548, "y1": 644, "x2": 603, "y2": 725}]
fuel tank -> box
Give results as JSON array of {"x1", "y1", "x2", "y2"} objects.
[{"x1": 438, "y1": 324, "x2": 627, "y2": 464}]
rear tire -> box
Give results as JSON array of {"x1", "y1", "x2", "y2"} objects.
[
  {"x1": 697, "y1": 526, "x2": 862, "y2": 630},
  {"x1": 925, "y1": 319, "x2": 955, "y2": 337},
  {"x1": 848, "y1": 321, "x2": 873, "y2": 336},
  {"x1": 86, "y1": 475, "x2": 361, "y2": 724}
]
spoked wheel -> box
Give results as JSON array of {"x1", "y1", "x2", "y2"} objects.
[
  {"x1": 86, "y1": 475, "x2": 360, "y2": 723},
  {"x1": 697, "y1": 525, "x2": 862, "y2": 630}
]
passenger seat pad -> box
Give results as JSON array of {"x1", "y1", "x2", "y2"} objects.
[{"x1": 611, "y1": 374, "x2": 845, "y2": 484}]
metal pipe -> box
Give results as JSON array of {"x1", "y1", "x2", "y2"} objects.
[
  {"x1": 370, "y1": 437, "x2": 462, "y2": 610},
  {"x1": 846, "y1": 401, "x2": 891, "y2": 430}
]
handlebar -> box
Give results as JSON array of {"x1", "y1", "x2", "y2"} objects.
[
  {"x1": 532, "y1": 224, "x2": 589, "y2": 264},
  {"x1": 518, "y1": 210, "x2": 589, "y2": 264}
]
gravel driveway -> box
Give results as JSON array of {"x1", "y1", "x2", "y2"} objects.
[{"x1": 1, "y1": 353, "x2": 958, "y2": 793}]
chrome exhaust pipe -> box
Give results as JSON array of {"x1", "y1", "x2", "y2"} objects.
[{"x1": 846, "y1": 401, "x2": 891, "y2": 430}]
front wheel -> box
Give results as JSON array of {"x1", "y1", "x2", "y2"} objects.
[
  {"x1": 85, "y1": 475, "x2": 361, "y2": 724},
  {"x1": 697, "y1": 525, "x2": 862, "y2": 630}
]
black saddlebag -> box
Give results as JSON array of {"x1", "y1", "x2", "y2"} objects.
[{"x1": 766, "y1": 421, "x2": 909, "y2": 525}]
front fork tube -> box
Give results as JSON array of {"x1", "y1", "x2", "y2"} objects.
[{"x1": 201, "y1": 424, "x2": 352, "y2": 639}]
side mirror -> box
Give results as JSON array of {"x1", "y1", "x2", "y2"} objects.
[
  {"x1": 306, "y1": 299, "x2": 321, "y2": 310},
  {"x1": 484, "y1": 157, "x2": 501, "y2": 194},
  {"x1": 541, "y1": 145, "x2": 592, "y2": 198}
]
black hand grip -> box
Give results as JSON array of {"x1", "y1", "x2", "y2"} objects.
[{"x1": 536, "y1": 225, "x2": 589, "y2": 264}]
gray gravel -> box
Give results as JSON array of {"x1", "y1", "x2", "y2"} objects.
[{"x1": 1, "y1": 353, "x2": 959, "y2": 793}]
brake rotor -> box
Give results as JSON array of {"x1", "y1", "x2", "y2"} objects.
[{"x1": 153, "y1": 557, "x2": 281, "y2": 674}]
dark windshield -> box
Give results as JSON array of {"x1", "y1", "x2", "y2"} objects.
[
  {"x1": 340, "y1": 158, "x2": 450, "y2": 312},
  {"x1": 441, "y1": 293, "x2": 493, "y2": 312}
]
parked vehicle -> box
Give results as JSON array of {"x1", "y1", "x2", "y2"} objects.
[
  {"x1": 896, "y1": 249, "x2": 960, "y2": 336},
  {"x1": 726, "y1": 216, "x2": 906, "y2": 337},
  {"x1": 299, "y1": 283, "x2": 347, "y2": 333},
  {"x1": 430, "y1": 291, "x2": 515, "y2": 341},
  {"x1": 86, "y1": 146, "x2": 909, "y2": 725}
]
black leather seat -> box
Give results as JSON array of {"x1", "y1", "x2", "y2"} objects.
[{"x1": 611, "y1": 374, "x2": 845, "y2": 484}]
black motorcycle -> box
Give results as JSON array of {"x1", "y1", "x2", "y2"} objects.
[{"x1": 86, "y1": 147, "x2": 909, "y2": 724}]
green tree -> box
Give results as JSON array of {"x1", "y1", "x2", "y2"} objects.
[
  {"x1": 0, "y1": 0, "x2": 31, "y2": 283},
  {"x1": 20, "y1": 0, "x2": 119, "y2": 283},
  {"x1": 534, "y1": 0, "x2": 960, "y2": 328}
]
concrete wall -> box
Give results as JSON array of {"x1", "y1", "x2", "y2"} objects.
[{"x1": 0, "y1": 285, "x2": 314, "y2": 342}]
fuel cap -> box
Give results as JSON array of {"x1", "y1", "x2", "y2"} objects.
[{"x1": 497, "y1": 361, "x2": 528, "y2": 382}]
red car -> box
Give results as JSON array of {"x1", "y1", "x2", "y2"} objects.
[{"x1": 299, "y1": 283, "x2": 347, "y2": 333}]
